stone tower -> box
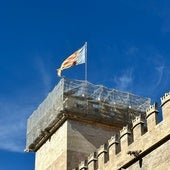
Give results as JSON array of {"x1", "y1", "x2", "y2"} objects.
[{"x1": 25, "y1": 78, "x2": 150, "y2": 170}]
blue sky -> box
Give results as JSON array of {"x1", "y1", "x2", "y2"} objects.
[{"x1": 0, "y1": 0, "x2": 170, "y2": 169}]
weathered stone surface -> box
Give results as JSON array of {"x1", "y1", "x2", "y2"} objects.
[
  {"x1": 67, "y1": 119, "x2": 119, "y2": 170},
  {"x1": 35, "y1": 121, "x2": 67, "y2": 170},
  {"x1": 35, "y1": 119, "x2": 122, "y2": 170}
]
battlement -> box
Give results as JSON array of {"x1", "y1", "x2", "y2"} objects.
[
  {"x1": 161, "y1": 92, "x2": 170, "y2": 106},
  {"x1": 25, "y1": 78, "x2": 150, "y2": 152},
  {"x1": 74, "y1": 92, "x2": 170, "y2": 170}
]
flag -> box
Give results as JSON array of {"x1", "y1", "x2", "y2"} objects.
[{"x1": 57, "y1": 43, "x2": 86, "y2": 77}]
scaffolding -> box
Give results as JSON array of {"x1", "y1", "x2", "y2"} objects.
[{"x1": 26, "y1": 78, "x2": 151, "y2": 151}]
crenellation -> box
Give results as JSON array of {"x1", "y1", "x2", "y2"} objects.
[
  {"x1": 87, "y1": 152, "x2": 97, "y2": 164},
  {"x1": 97, "y1": 144, "x2": 107, "y2": 157},
  {"x1": 132, "y1": 115, "x2": 145, "y2": 141},
  {"x1": 108, "y1": 135, "x2": 119, "y2": 160},
  {"x1": 97, "y1": 144, "x2": 108, "y2": 169},
  {"x1": 87, "y1": 152, "x2": 97, "y2": 170},
  {"x1": 161, "y1": 92, "x2": 170, "y2": 121},
  {"x1": 79, "y1": 160, "x2": 87, "y2": 170},
  {"x1": 160, "y1": 92, "x2": 170, "y2": 106},
  {"x1": 146, "y1": 103, "x2": 158, "y2": 118},
  {"x1": 120, "y1": 125, "x2": 131, "y2": 138},
  {"x1": 146, "y1": 103, "x2": 159, "y2": 131},
  {"x1": 132, "y1": 115, "x2": 144, "y2": 127},
  {"x1": 108, "y1": 135, "x2": 119, "y2": 148},
  {"x1": 119, "y1": 125, "x2": 132, "y2": 151}
]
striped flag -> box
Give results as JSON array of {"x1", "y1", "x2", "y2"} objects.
[{"x1": 57, "y1": 43, "x2": 86, "y2": 77}]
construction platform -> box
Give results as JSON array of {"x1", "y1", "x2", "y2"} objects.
[{"x1": 25, "y1": 78, "x2": 150, "y2": 152}]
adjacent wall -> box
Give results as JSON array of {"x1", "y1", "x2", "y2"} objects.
[{"x1": 74, "y1": 92, "x2": 170, "y2": 170}]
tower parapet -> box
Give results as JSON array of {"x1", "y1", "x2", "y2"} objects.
[{"x1": 25, "y1": 78, "x2": 150, "y2": 152}]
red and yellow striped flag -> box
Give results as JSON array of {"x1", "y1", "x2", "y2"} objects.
[{"x1": 57, "y1": 43, "x2": 86, "y2": 77}]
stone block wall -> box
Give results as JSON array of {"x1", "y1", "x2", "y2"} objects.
[
  {"x1": 35, "y1": 117, "x2": 122, "y2": 170},
  {"x1": 35, "y1": 121, "x2": 67, "y2": 170}
]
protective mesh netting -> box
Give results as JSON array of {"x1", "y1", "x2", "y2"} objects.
[{"x1": 26, "y1": 78, "x2": 150, "y2": 149}]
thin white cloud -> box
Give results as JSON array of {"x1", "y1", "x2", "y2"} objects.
[
  {"x1": 155, "y1": 65, "x2": 164, "y2": 87},
  {"x1": 114, "y1": 68, "x2": 134, "y2": 91},
  {"x1": 151, "y1": 54, "x2": 165, "y2": 88},
  {"x1": 34, "y1": 56, "x2": 52, "y2": 95},
  {"x1": 0, "y1": 96, "x2": 37, "y2": 152},
  {"x1": 0, "y1": 56, "x2": 53, "y2": 153},
  {"x1": 0, "y1": 122, "x2": 25, "y2": 152}
]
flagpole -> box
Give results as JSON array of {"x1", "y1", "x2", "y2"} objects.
[
  {"x1": 84, "y1": 42, "x2": 88, "y2": 115},
  {"x1": 85, "y1": 42, "x2": 88, "y2": 82}
]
